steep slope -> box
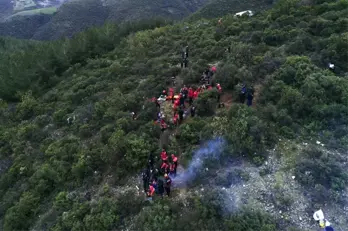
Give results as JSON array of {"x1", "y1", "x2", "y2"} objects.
[
  {"x1": 0, "y1": 0, "x2": 348, "y2": 230},
  {"x1": 32, "y1": 0, "x2": 109, "y2": 40},
  {"x1": 0, "y1": 14, "x2": 53, "y2": 39}
]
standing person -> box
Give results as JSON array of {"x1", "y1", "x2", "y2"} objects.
[
  {"x1": 164, "y1": 174, "x2": 172, "y2": 197},
  {"x1": 179, "y1": 93, "x2": 185, "y2": 108},
  {"x1": 193, "y1": 90, "x2": 198, "y2": 100},
  {"x1": 152, "y1": 97, "x2": 160, "y2": 109},
  {"x1": 161, "y1": 161, "x2": 169, "y2": 173},
  {"x1": 169, "y1": 87, "x2": 175, "y2": 104},
  {"x1": 148, "y1": 153, "x2": 154, "y2": 170},
  {"x1": 161, "y1": 149, "x2": 168, "y2": 162},
  {"x1": 247, "y1": 90, "x2": 254, "y2": 106},
  {"x1": 216, "y1": 83, "x2": 224, "y2": 108},
  {"x1": 185, "y1": 46, "x2": 189, "y2": 58},
  {"x1": 178, "y1": 106, "x2": 184, "y2": 122},
  {"x1": 188, "y1": 87, "x2": 194, "y2": 105},
  {"x1": 160, "y1": 119, "x2": 168, "y2": 132},
  {"x1": 169, "y1": 163, "x2": 175, "y2": 177},
  {"x1": 183, "y1": 58, "x2": 188, "y2": 68},
  {"x1": 191, "y1": 106, "x2": 196, "y2": 117},
  {"x1": 171, "y1": 154, "x2": 178, "y2": 177},
  {"x1": 239, "y1": 85, "x2": 246, "y2": 104},
  {"x1": 142, "y1": 170, "x2": 149, "y2": 193},
  {"x1": 173, "y1": 113, "x2": 179, "y2": 127},
  {"x1": 157, "y1": 178, "x2": 165, "y2": 197},
  {"x1": 147, "y1": 184, "x2": 156, "y2": 200},
  {"x1": 182, "y1": 85, "x2": 188, "y2": 100}
]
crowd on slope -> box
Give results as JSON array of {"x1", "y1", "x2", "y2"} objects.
[{"x1": 140, "y1": 47, "x2": 255, "y2": 201}]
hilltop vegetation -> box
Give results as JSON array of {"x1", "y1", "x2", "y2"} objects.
[{"x1": 0, "y1": 0, "x2": 348, "y2": 230}]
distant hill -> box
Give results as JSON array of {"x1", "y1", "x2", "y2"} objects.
[
  {"x1": 0, "y1": 0, "x2": 274, "y2": 40},
  {"x1": 32, "y1": 0, "x2": 208, "y2": 40}
]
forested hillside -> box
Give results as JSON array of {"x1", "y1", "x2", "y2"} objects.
[{"x1": 0, "y1": 0, "x2": 348, "y2": 230}]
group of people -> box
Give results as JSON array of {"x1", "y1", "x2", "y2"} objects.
[
  {"x1": 142, "y1": 149, "x2": 178, "y2": 200},
  {"x1": 154, "y1": 66, "x2": 221, "y2": 131}
]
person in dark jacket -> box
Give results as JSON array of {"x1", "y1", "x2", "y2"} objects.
[
  {"x1": 191, "y1": 106, "x2": 196, "y2": 117},
  {"x1": 178, "y1": 106, "x2": 184, "y2": 122},
  {"x1": 239, "y1": 85, "x2": 246, "y2": 104},
  {"x1": 179, "y1": 94, "x2": 185, "y2": 107},
  {"x1": 164, "y1": 174, "x2": 172, "y2": 196},
  {"x1": 157, "y1": 178, "x2": 165, "y2": 197},
  {"x1": 247, "y1": 91, "x2": 254, "y2": 106},
  {"x1": 142, "y1": 170, "x2": 149, "y2": 193}
]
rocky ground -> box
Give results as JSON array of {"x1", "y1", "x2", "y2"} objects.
[{"x1": 128, "y1": 138, "x2": 348, "y2": 230}]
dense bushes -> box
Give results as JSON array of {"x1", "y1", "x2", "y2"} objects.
[{"x1": 0, "y1": 0, "x2": 347, "y2": 230}]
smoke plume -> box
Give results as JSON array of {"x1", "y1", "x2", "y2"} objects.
[{"x1": 174, "y1": 137, "x2": 226, "y2": 187}]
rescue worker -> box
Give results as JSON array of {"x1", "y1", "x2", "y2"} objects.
[
  {"x1": 193, "y1": 90, "x2": 198, "y2": 99},
  {"x1": 160, "y1": 119, "x2": 168, "y2": 132},
  {"x1": 216, "y1": 83, "x2": 224, "y2": 108},
  {"x1": 161, "y1": 161, "x2": 169, "y2": 174},
  {"x1": 178, "y1": 106, "x2": 184, "y2": 122},
  {"x1": 161, "y1": 90, "x2": 167, "y2": 100},
  {"x1": 183, "y1": 58, "x2": 188, "y2": 68},
  {"x1": 164, "y1": 174, "x2": 172, "y2": 196},
  {"x1": 157, "y1": 178, "x2": 165, "y2": 197},
  {"x1": 171, "y1": 154, "x2": 178, "y2": 177},
  {"x1": 188, "y1": 87, "x2": 194, "y2": 105},
  {"x1": 142, "y1": 169, "x2": 149, "y2": 193},
  {"x1": 171, "y1": 75, "x2": 176, "y2": 86},
  {"x1": 173, "y1": 113, "x2": 179, "y2": 127},
  {"x1": 182, "y1": 85, "x2": 188, "y2": 100},
  {"x1": 247, "y1": 90, "x2": 254, "y2": 106},
  {"x1": 161, "y1": 149, "x2": 168, "y2": 162},
  {"x1": 169, "y1": 163, "x2": 175, "y2": 177},
  {"x1": 239, "y1": 85, "x2": 246, "y2": 104},
  {"x1": 147, "y1": 184, "x2": 155, "y2": 200},
  {"x1": 191, "y1": 106, "x2": 196, "y2": 117},
  {"x1": 179, "y1": 93, "x2": 185, "y2": 107},
  {"x1": 131, "y1": 112, "x2": 137, "y2": 120},
  {"x1": 169, "y1": 87, "x2": 175, "y2": 103},
  {"x1": 152, "y1": 97, "x2": 160, "y2": 108},
  {"x1": 148, "y1": 153, "x2": 154, "y2": 170},
  {"x1": 151, "y1": 179, "x2": 158, "y2": 193},
  {"x1": 313, "y1": 209, "x2": 333, "y2": 230}
]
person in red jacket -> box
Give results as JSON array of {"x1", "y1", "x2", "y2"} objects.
[
  {"x1": 169, "y1": 87, "x2": 175, "y2": 103},
  {"x1": 216, "y1": 83, "x2": 224, "y2": 108},
  {"x1": 169, "y1": 163, "x2": 175, "y2": 177},
  {"x1": 193, "y1": 90, "x2": 198, "y2": 99},
  {"x1": 173, "y1": 113, "x2": 179, "y2": 127},
  {"x1": 161, "y1": 161, "x2": 169, "y2": 173},
  {"x1": 160, "y1": 119, "x2": 168, "y2": 132},
  {"x1": 188, "y1": 87, "x2": 194, "y2": 105},
  {"x1": 171, "y1": 154, "x2": 178, "y2": 177},
  {"x1": 161, "y1": 149, "x2": 168, "y2": 161},
  {"x1": 147, "y1": 184, "x2": 155, "y2": 199}
]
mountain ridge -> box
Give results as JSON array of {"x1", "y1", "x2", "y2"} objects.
[{"x1": 0, "y1": 0, "x2": 273, "y2": 40}]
